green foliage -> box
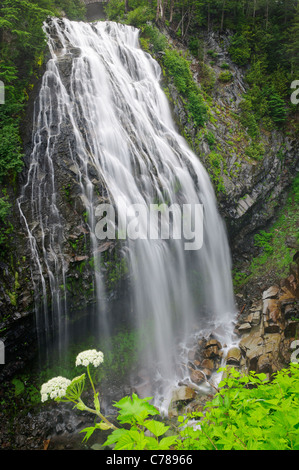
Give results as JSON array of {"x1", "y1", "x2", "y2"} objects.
[
  {"x1": 101, "y1": 250, "x2": 129, "y2": 292},
  {"x1": 0, "y1": 123, "x2": 24, "y2": 180},
  {"x1": 268, "y1": 91, "x2": 287, "y2": 124},
  {"x1": 245, "y1": 141, "x2": 265, "y2": 161},
  {"x1": 104, "y1": 0, "x2": 125, "y2": 21},
  {"x1": 177, "y1": 364, "x2": 299, "y2": 450},
  {"x1": 53, "y1": 0, "x2": 86, "y2": 20},
  {"x1": 141, "y1": 24, "x2": 167, "y2": 53},
  {"x1": 163, "y1": 49, "x2": 208, "y2": 127},
  {"x1": 79, "y1": 364, "x2": 299, "y2": 450},
  {"x1": 103, "y1": 394, "x2": 178, "y2": 450},
  {"x1": 126, "y1": 5, "x2": 153, "y2": 28},
  {"x1": 218, "y1": 70, "x2": 233, "y2": 82},
  {"x1": 0, "y1": 195, "x2": 12, "y2": 245},
  {"x1": 229, "y1": 33, "x2": 251, "y2": 66},
  {"x1": 254, "y1": 230, "x2": 274, "y2": 255},
  {"x1": 11, "y1": 378, "x2": 25, "y2": 396},
  {"x1": 0, "y1": 196, "x2": 11, "y2": 221},
  {"x1": 205, "y1": 130, "x2": 216, "y2": 148},
  {"x1": 188, "y1": 37, "x2": 200, "y2": 57},
  {"x1": 163, "y1": 49, "x2": 193, "y2": 94},
  {"x1": 239, "y1": 97, "x2": 260, "y2": 139},
  {"x1": 187, "y1": 90, "x2": 208, "y2": 126},
  {"x1": 206, "y1": 150, "x2": 227, "y2": 194},
  {"x1": 112, "y1": 393, "x2": 159, "y2": 426}
]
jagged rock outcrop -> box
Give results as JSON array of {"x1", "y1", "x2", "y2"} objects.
[
  {"x1": 168, "y1": 252, "x2": 299, "y2": 417},
  {"x1": 160, "y1": 29, "x2": 299, "y2": 256},
  {"x1": 235, "y1": 252, "x2": 299, "y2": 375}
]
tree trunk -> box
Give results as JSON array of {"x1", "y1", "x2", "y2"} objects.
[
  {"x1": 220, "y1": 0, "x2": 226, "y2": 30},
  {"x1": 183, "y1": 6, "x2": 193, "y2": 39},
  {"x1": 170, "y1": 0, "x2": 174, "y2": 23},
  {"x1": 265, "y1": 0, "x2": 269, "y2": 29},
  {"x1": 253, "y1": 0, "x2": 257, "y2": 18},
  {"x1": 156, "y1": 0, "x2": 161, "y2": 22},
  {"x1": 162, "y1": 0, "x2": 167, "y2": 21}
]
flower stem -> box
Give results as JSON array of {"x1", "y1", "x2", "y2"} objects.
[
  {"x1": 78, "y1": 398, "x2": 118, "y2": 430},
  {"x1": 87, "y1": 365, "x2": 97, "y2": 396}
]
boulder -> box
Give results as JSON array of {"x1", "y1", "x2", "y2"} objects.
[
  {"x1": 203, "y1": 346, "x2": 221, "y2": 358},
  {"x1": 171, "y1": 385, "x2": 197, "y2": 403},
  {"x1": 257, "y1": 354, "x2": 272, "y2": 374},
  {"x1": 263, "y1": 299, "x2": 282, "y2": 331},
  {"x1": 246, "y1": 310, "x2": 261, "y2": 326},
  {"x1": 237, "y1": 322, "x2": 252, "y2": 333},
  {"x1": 226, "y1": 347, "x2": 241, "y2": 365},
  {"x1": 239, "y1": 331, "x2": 264, "y2": 368},
  {"x1": 262, "y1": 286, "x2": 279, "y2": 300},
  {"x1": 190, "y1": 369, "x2": 206, "y2": 384},
  {"x1": 205, "y1": 339, "x2": 222, "y2": 349},
  {"x1": 201, "y1": 358, "x2": 214, "y2": 370}
]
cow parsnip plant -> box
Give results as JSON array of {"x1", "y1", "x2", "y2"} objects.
[
  {"x1": 40, "y1": 356, "x2": 299, "y2": 450},
  {"x1": 40, "y1": 350, "x2": 118, "y2": 434},
  {"x1": 102, "y1": 393, "x2": 178, "y2": 450}
]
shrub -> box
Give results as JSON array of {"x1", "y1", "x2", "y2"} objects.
[
  {"x1": 229, "y1": 33, "x2": 251, "y2": 66},
  {"x1": 142, "y1": 24, "x2": 167, "y2": 53},
  {"x1": 245, "y1": 141, "x2": 265, "y2": 161},
  {"x1": 163, "y1": 49, "x2": 193, "y2": 94},
  {"x1": 104, "y1": 0, "x2": 125, "y2": 21},
  {"x1": 177, "y1": 364, "x2": 299, "y2": 450},
  {"x1": 187, "y1": 91, "x2": 208, "y2": 126},
  {"x1": 0, "y1": 123, "x2": 24, "y2": 180},
  {"x1": 126, "y1": 5, "x2": 153, "y2": 28},
  {"x1": 254, "y1": 230, "x2": 274, "y2": 254},
  {"x1": 268, "y1": 92, "x2": 287, "y2": 124},
  {"x1": 163, "y1": 50, "x2": 208, "y2": 127},
  {"x1": 239, "y1": 98, "x2": 260, "y2": 139},
  {"x1": 219, "y1": 70, "x2": 233, "y2": 82}
]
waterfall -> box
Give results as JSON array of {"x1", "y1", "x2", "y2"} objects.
[{"x1": 18, "y1": 18, "x2": 236, "y2": 408}]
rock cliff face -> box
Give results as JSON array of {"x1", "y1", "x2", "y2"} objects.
[{"x1": 161, "y1": 29, "x2": 299, "y2": 257}]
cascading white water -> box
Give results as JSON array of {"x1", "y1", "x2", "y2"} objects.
[{"x1": 18, "y1": 18, "x2": 236, "y2": 408}]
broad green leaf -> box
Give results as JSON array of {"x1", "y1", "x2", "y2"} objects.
[
  {"x1": 158, "y1": 435, "x2": 179, "y2": 449},
  {"x1": 113, "y1": 430, "x2": 147, "y2": 450},
  {"x1": 113, "y1": 393, "x2": 159, "y2": 425},
  {"x1": 114, "y1": 432, "x2": 135, "y2": 450},
  {"x1": 142, "y1": 436, "x2": 158, "y2": 450},
  {"x1": 103, "y1": 428, "x2": 128, "y2": 446},
  {"x1": 144, "y1": 420, "x2": 169, "y2": 437}
]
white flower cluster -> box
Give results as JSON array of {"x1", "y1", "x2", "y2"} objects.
[
  {"x1": 75, "y1": 349, "x2": 104, "y2": 368},
  {"x1": 40, "y1": 376, "x2": 71, "y2": 402}
]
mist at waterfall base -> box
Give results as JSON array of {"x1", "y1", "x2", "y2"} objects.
[{"x1": 18, "y1": 18, "x2": 237, "y2": 411}]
